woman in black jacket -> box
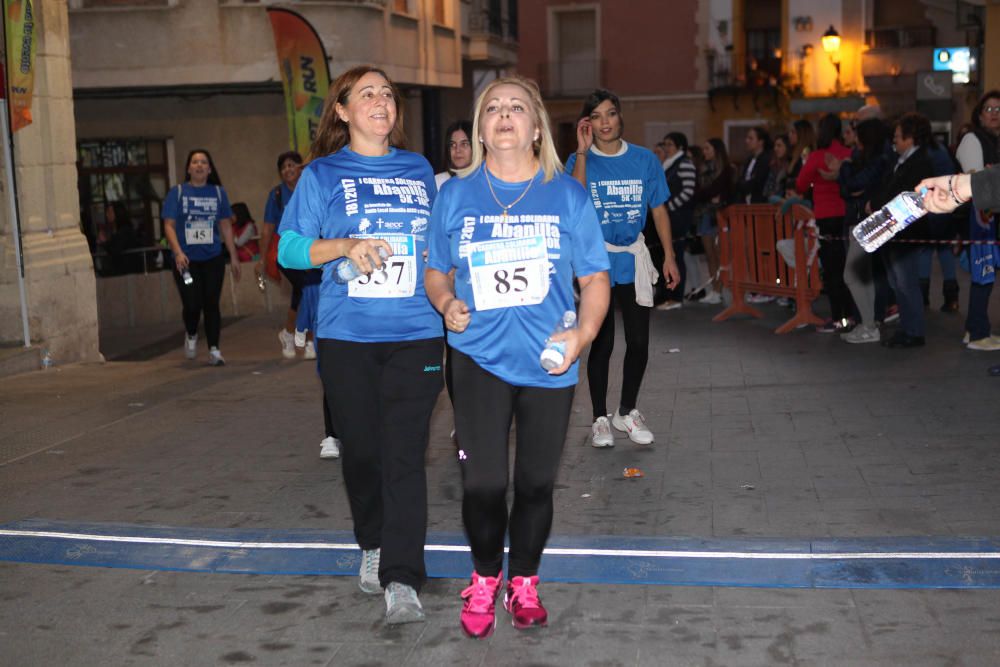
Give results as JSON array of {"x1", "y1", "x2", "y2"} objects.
[{"x1": 870, "y1": 113, "x2": 935, "y2": 348}]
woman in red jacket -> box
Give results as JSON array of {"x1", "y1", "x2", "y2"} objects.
[{"x1": 796, "y1": 113, "x2": 854, "y2": 333}]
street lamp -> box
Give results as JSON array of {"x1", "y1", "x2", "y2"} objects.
[{"x1": 821, "y1": 25, "x2": 842, "y2": 94}]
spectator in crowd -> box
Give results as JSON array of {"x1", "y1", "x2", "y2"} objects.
[
  {"x1": 657, "y1": 132, "x2": 697, "y2": 310},
  {"x1": 871, "y1": 112, "x2": 936, "y2": 348},
  {"x1": 836, "y1": 118, "x2": 893, "y2": 343},
  {"x1": 918, "y1": 131, "x2": 961, "y2": 314},
  {"x1": 787, "y1": 119, "x2": 815, "y2": 198},
  {"x1": 763, "y1": 134, "x2": 792, "y2": 202},
  {"x1": 230, "y1": 203, "x2": 260, "y2": 264},
  {"x1": 796, "y1": 113, "x2": 854, "y2": 333},
  {"x1": 436, "y1": 120, "x2": 473, "y2": 188},
  {"x1": 736, "y1": 126, "x2": 772, "y2": 204},
  {"x1": 954, "y1": 90, "x2": 1000, "y2": 351},
  {"x1": 693, "y1": 137, "x2": 732, "y2": 305}
]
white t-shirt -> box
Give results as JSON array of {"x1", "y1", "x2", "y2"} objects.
[
  {"x1": 956, "y1": 132, "x2": 985, "y2": 173},
  {"x1": 435, "y1": 171, "x2": 453, "y2": 188}
]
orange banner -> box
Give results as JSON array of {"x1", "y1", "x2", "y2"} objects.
[
  {"x1": 4, "y1": 0, "x2": 36, "y2": 131},
  {"x1": 266, "y1": 8, "x2": 331, "y2": 158}
]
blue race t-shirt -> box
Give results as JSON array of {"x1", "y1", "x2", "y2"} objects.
[
  {"x1": 427, "y1": 165, "x2": 609, "y2": 388},
  {"x1": 263, "y1": 182, "x2": 294, "y2": 226},
  {"x1": 278, "y1": 146, "x2": 440, "y2": 343},
  {"x1": 162, "y1": 183, "x2": 233, "y2": 262},
  {"x1": 565, "y1": 142, "x2": 669, "y2": 286}
]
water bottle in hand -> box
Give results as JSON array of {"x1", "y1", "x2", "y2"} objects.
[
  {"x1": 540, "y1": 310, "x2": 577, "y2": 371},
  {"x1": 333, "y1": 246, "x2": 389, "y2": 284},
  {"x1": 181, "y1": 268, "x2": 193, "y2": 285},
  {"x1": 852, "y1": 189, "x2": 928, "y2": 253}
]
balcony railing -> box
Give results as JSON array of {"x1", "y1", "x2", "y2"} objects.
[
  {"x1": 537, "y1": 59, "x2": 604, "y2": 98},
  {"x1": 708, "y1": 50, "x2": 782, "y2": 89},
  {"x1": 865, "y1": 26, "x2": 937, "y2": 49}
]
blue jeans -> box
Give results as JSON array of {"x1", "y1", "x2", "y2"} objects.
[
  {"x1": 966, "y1": 281, "x2": 994, "y2": 341},
  {"x1": 918, "y1": 244, "x2": 957, "y2": 281},
  {"x1": 884, "y1": 244, "x2": 924, "y2": 338}
]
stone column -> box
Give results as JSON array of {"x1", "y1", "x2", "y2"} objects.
[{"x1": 0, "y1": 0, "x2": 100, "y2": 364}]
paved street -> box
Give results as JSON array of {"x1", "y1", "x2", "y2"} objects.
[{"x1": 3, "y1": 287, "x2": 1000, "y2": 666}]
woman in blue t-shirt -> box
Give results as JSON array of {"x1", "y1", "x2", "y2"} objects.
[
  {"x1": 567, "y1": 89, "x2": 680, "y2": 448},
  {"x1": 277, "y1": 65, "x2": 442, "y2": 626},
  {"x1": 425, "y1": 75, "x2": 610, "y2": 638},
  {"x1": 162, "y1": 149, "x2": 241, "y2": 366}
]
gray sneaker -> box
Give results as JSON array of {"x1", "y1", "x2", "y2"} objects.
[
  {"x1": 841, "y1": 324, "x2": 880, "y2": 344},
  {"x1": 359, "y1": 548, "x2": 381, "y2": 594},
  {"x1": 384, "y1": 582, "x2": 425, "y2": 624}
]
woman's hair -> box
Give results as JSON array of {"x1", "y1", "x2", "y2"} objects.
[
  {"x1": 971, "y1": 89, "x2": 1000, "y2": 129},
  {"x1": 579, "y1": 88, "x2": 624, "y2": 134},
  {"x1": 443, "y1": 119, "x2": 473, "y2": 169},
  {"x1": 183, "y1": 149, "x2": 222, "y2": 186},
  {"x1": 706, "y1": 137, "x2": 729, "y2": 168},
  {"x1": 790, "y1": 119, "x2": 815, "y2": 163},
  {"x1": 771, "y1": 134, "x2": 791, "y2": 167},
  {"x1": 750, "y1": 126, "x2": 772, "y2": 152},
  {"x1": 311, "y1": 65, "x2": 406, "y2": 158},
  {"x1": 460, "y1": 74, "x2": 562, "y2": 183},
  {"x1": 855, "y1": 118, "x2": 888, "y2": 164},
  {"x1": 276, "y1": 151, "x2": 303, "y2": 172},
  {"x1": 665, "y1": 132, "x2": 689, "y2": 153},
  {"x1": 816, "y1": 113, "x2": 843, "y2": 149},
  {"x1": 231, "y1": 202, "x2": 254, "y2": 226}
]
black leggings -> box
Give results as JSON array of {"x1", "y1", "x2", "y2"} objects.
[
  {"x1": 319, "y1": 336, "x2": 443, "y2": 591},
  {"x1": 173, "y1": 254, "x2": 226, "y2": 348},
  {"x1": 817, "y1": 217, "x2": 852, "y2": 322},
  {"x1": 322, "y1": 392, "x2": 337, "y2": 439},
  {"x1": 280, "y1": 266, "x2": 306, "y2": 311},
  {"x1": 587, "y1": 282, "x2": 650, "y2": 420},
  {"x1": 452, "y1": 350, "x2": 574, "y2": 578}
]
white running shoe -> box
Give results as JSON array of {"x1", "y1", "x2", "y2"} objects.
[
  {"x1": 612, "y1": 409, "x2": 654, "y2": 445},
  {"x1": 655, "y1": 300, "x2": 682, "y2": 311},
  {"x1": 303, "y1": 340, "x2": 317, "y2": 360},
  {"x1": 184, "y1": 334, "x2": 197, "y2": 360},
  {"x1": 359, "y1": 548, "x2": 382, "y2": 594},
  {"x1": 591, "y1": 416, "x2": 614, "y2": 448},
  {"x1": 293, "y1": 329, "x2": 307, "y2": 348},
  {"x1": 278, "y1": 329, "x2": 296, "y2": 359},
  {"x1": 967, "y1": 337, "x2": 1000, "y2": 351},
  {"x1": 699, "y1": 291, "x2": 722, "y2": 305},
  {"x1": 208, "y1": 347, "x2": 225, "y2": 366},
  {"x1": 841, "y1": 324, "x2": 880, "y2": 344},
  {"x1": 384, "y1": 582, "x2": 425, "y2": 625},
  {"x1": 319, "y1": 436, "x2": 340, "y2": 459}
]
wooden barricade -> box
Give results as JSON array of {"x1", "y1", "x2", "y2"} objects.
[{"x1": 714, "y1": 204, "x2": 824, "y2": 334}]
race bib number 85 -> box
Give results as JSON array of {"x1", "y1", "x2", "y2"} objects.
[
  {"x1": 467, "y1": 235, "x2": 550, "y2": 311},
  {"x1": 347, "y1": 233, "x2": 417, "y2": 299}
]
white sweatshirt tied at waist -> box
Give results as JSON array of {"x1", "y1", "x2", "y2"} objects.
[{"x1": 605, "y1": 233, "x2": 658, "y2": 307}]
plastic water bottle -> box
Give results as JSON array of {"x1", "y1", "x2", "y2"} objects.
[
  {"x1": 540, "y1": 310, "x2": 577, "y2": 370},
  {"x1": 181, "y1": 268, "x2": 193, "y2": 285},
  {"x1": 256, "y1": 272, "x2": 266, "y2": 292},
  {"x1": 40, "y1": 349, "x2": 53, "y2": 370},
  {"x1": 852, "y1": 188, "x2": 927, "y2": 253},
  {"x1": 333, "y1": 246, "x2": 389, "y2": 284}
]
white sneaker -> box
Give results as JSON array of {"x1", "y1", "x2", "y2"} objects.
[
  {"x1": 699, "y1": 290, "x2": 722, "y2": 305},
  {"x1": 591, "y1": 416, "x2": 614, "y2": 448},
  {"x1": 655, "y1": 300, "x2": 682, "y2": 311},
  {"x1": 293, "y1": 329, "x2": 307, "y2": 348},
  {"x1": 384, "y1": 582, "x2": 425, "y2": 625},
  {"x1": 319, "y1": 436, "x2": 340, "y2": 459},
  {"x1": 359, "y1": 548, "x2": 381, "y2": 594},
  {"x1": 208, "y1": 347, "x2": 225, "y2": 366},
  {"x1": 841, "y1": 324, "x2": 880, "y2": 344},
  {"x1": 278, "y1": 329, "x2": 296, "y2": 359},
  {"x1": 184, "y1": 334, "x2": 197, "y2": 360},
  {"x1": 611, "y1": 409, "x2": 654, "y2": 445},
  {"x1": 303, "y1": 340, "x2": 317, "y2": 360},
  {"x1": 967, "y1": 337, "x2": 1000, "y2": 351}
]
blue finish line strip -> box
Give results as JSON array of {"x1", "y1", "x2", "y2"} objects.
[{"x1": 4, "y1": 519, "x2": 1000, "y2": 589}]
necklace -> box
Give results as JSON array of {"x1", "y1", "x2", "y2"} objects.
[{"x1": 484, "y1": 165, "x2": 536, "y2": 222}]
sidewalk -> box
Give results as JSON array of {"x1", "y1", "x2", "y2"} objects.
[{"x1": 2, "y1": 297, "x2": 1000, "y2": 665}]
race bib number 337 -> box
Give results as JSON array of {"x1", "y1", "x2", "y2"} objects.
[
  {"x1": 347, "y1": 233, "x2": 417, "y2": 299},
  {"x1": 468, "y1": 235, "x2": 550, "y2": 311}
]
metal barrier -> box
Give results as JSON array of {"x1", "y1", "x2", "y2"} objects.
[{"x1": 714, "y1": 204, "x2": 825, "y2": 334}]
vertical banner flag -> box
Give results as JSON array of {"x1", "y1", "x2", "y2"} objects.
[
  {"x1": 266, "y1": 8, "x2": 331, "y2": 158},
  {"x1": 4, "y1": 0, "x2": 36, "y2": 131}
]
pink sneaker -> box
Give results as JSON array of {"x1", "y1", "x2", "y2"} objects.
[
  {"x1": 460, "y1": 572, "x2": 502, "y2": 639},
  {"x1": 504, "y1": 575, "x2": 547, "y2": 629}
]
